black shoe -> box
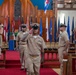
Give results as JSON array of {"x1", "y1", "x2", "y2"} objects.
[{"x1": 21, "y1": 66, "x2": 24, "y2": 70}]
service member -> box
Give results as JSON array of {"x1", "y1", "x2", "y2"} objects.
[
  {"x1": 58, "y1": 24, "x2": 69, "y2": 75},
  {"x1": 16, "y1": 24, "x2": 29, "y2": 70},
  {"x1": 0, "y1": 23, "x2": 3, "y2": 56},
  {"x1": 26, "y1": 23, "x2": 46, "y2": 75}
]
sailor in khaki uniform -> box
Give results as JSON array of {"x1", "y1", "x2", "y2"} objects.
[
  {"x1": 26, "y1": 23, "x2": 46, "y2": 75},
  {"x1": 58, "y1": 24, "x2": 69, "y2": 75},
  {"x1": 16, "y1": 24, "x2": 29, "y2": 70},
  {"x1": 0, "y1": 23, "x2": 3, "y2": 56}
]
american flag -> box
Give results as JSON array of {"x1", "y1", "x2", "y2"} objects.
[
  {"x1": 3, "y1": 17, "x2": 8, "y2": 42},
  {"x1": 26, "y1": 16, "x2": 30, "y2": 31},
  {"x1": 18, "y1": 16, "x2": 21, "y2": 31},
  {"x1": 44, "y1": 0, "x2": 50, "y2": 13},
  {"x1": 46, "y1": 17, "x2": 49, "y2": 41}
]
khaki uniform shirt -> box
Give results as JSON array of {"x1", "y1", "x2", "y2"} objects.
[
  {"x1": 0, "y1": 24, "x2": 3, "y2": 34},
  {"x1": 27, "y1": 35, "x2": 46, "y2": 56},
  {"x1": 59, "y1": 31, "x2": 69, "y2": 47},
  {"x1": 16, "y1": 31, "x2": 29, "y2": 45}
]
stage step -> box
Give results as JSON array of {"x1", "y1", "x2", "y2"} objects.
[
  {"x1": 5, "y1": 51, "x2": 21, "y2": 68},
  {"x1": 0, "y1": 60, "x2": 5, "y2": 68},
  {"x1": 0, "y1": 51, "x2": 60, "y2": 68},
  {"x1": 6, "y1": 60, "x2": 21, "y2": 68},
  {"x1": 41, "y1": 61, "x2": 60, "y2": 68}
]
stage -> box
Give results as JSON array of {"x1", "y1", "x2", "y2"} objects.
[{"x1": 0, "y1": 50, "x2": 58, "y2": 75}]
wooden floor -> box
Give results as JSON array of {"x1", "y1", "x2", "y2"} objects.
[{"x1": 53, "y1": 68, "x2": 60, "y2": 75}]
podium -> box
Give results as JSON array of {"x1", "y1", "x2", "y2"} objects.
[
  {"x1": 9, "y1": 40, "x2": 15, "y2": 50},
  {"x1": 68, "y1": 54, "x2": 76, "y2": 75},
  {"x1": 63, "y1": 54, "x2": 76, "y2": 75}
]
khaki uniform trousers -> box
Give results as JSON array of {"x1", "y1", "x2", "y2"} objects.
[
  {"x1": 0, "y1": 48, "x2": 1, "y2": 55},
  {"x1": 19, "y1": 45, "x2": 28, "y2": 68},
  {"x1": 58, "y1": 47, "x2": 68, "y2": 75},
  {"x1": 26, "y1": 55, "x2": 41, "y2": 75}
]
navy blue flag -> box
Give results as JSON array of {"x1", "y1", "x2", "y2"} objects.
[
  {"x1": 58, "y1": 17, "x2": 60, "y2": 29},
  {"x1": 58, "y1": 17, "x2": 60, "y2": 34},
  {"x1": 7, "y1": 17, "x2": 10, "y2": 41},
  {"x1": 49, "y1": 18, "x2": 52, "y2": 42},
  {"x1": 39, "y1": 18, "x2": 43, "y2": 36},
  {"x1": 54, "y1": 19, "x2": 57, "y2": 42},
  {"x1": 57, "y1": 17, "x2": 60, "y2": 41},
  {"x1": 72, "y1": 17, "x2": 74, "y2": 43},
  {"x1": 67, "y1": 16, "x2": 70, "y2": 39}
]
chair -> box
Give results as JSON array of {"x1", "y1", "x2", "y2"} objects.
[{"x1": 69, "y1": 43, "x2": 75, "y2": 50}]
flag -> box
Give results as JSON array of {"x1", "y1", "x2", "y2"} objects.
[
  {"x1": 12, "y1": 18, "x2": 15, "y2": 33},
  {"x1": 58, "y1": 17, "x2": 60, "y2": 35},
  {"x1": 2, "y1": 4, "x2": 5, "y2": 16},
  {"x1": 5, "y1": 4, "x2": 8, "y2": 17},
  {"x1": 39, "y1": 18, "x2": 43, "y2": 36},
  {"x1": 35, "y1": 17, "x2": 37, "y2": 23},
  {"x1": 29, "y1": 16, "x2": 33, "y2": 34},
  {"x1": 3, "y1": 17, "x2": 7, "y2": 41},
  {"x1": 54, "y1": 19, "x2": 57, "y2": 42},
  {"x1": 21, "y1": 16, "x2": 24, "y2": 24},
  {"x1": 12, "y1": 17, "x2": 15, "y2": 40},
  {"x1": 49, "y1": 18, "x2": 52, "y2": 42},
  {"x1": 46, "y1": 17, "x2": 49, "y2": 41},
  {"x1": 26, "y1": 16, "x2": 30, "y2": 30},
  {"x1": 67, "y1": 16, "x2": 70, "y2": 39},
  {"x1": 64, "y1": 16, "x2": 65, "y2": 24},
  {"x1": 30, "y1": 16, "x2": 33, "y2": 28},
  {"x1": 71, "y1": 17, "x2": 74, "y2": 43},
  {"x1": 7, "y1": 17, "x2": 10, "y2": 41},
  {"x1": 58, "y1": 17, "x2": 60, "y2": 29},
  {"x1": 57, "y1": 17, "x2": 60, "y2": 41},
  {"x1": 44, "y1": 0, "x2": 50, "y2": 13},
  {"x1": 30, "y1": 16, "x2": 32, "y2": 25},
  {"x1": 3, "y1": 17, "x2": 8, "y2": 42},
  {"x1": 18, "y1": 16, "x2": 21, "y2": 31}
]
